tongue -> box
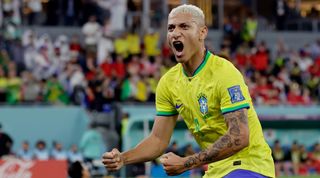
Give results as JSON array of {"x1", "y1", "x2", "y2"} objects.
[{"x1": 176, "y1": 51, "x2": 183, "y2": 58}]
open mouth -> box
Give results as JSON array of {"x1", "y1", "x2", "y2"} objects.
[{"x1": 173, "y1": 41, "x2": 184, "y2": 53}]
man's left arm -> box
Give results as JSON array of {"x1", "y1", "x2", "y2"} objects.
[{"x1": 160, "y1": 108, "x2": 249, "y2": 176}]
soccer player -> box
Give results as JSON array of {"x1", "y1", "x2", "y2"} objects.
[{"x1": 102, "y1": 4, "x2": 275, "y2": 178}]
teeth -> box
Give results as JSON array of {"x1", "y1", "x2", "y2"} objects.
[{"x1": 173, "y1": 41, "x2": 182, "y2": 45}]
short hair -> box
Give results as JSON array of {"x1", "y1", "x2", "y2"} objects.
[
  {"x1": 169, "y1": 4, "x2": 205, "y2": 26},
  {"x1": 68, "y1": 161, "x2": 83, "y2": 178}
]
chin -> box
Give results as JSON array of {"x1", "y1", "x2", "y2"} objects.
[{"x1": 175, "y1": 56, "x2": 186, "y2": 63}]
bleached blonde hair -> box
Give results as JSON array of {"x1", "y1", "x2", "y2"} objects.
[{"x1": 169, "y1": 4, "x2": 205, "y2": 26}]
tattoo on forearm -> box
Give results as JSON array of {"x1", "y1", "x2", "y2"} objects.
[
  {"x1": 184, "y1": 109, "x2": 248, "y2": 169},
  {"x1": 184, "y1": 157, "x2": 197, "y2": 168}
]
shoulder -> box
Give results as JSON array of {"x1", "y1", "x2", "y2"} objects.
[
  {"x1": 211, "y1": 55, "x2": 236, "y2": 71},
  {"x1": 211, "y1": 55, "x2": 243, "y2": 79},
  {"x1": 158, "y1": 64, "x2": 181, "y2": 88}
]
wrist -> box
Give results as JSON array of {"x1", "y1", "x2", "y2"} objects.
[
  {"x1": 183, "y1": 155, "x2": 199, "y2": 170},
  {"x1": 120, "y1": 152, "x2": 126, "y2": 165}
]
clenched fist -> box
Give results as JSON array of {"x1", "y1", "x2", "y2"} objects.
[
  {"x1": 160, "y1": 152, "x2": 188, "y2": 176},
  {"x1": 102, "y1": 148, "x2": 124, "y2": 172}
]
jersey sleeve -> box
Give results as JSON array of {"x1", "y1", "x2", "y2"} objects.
[
  {"x1": 218, "y1": 63, "x2": 251, "y2": 114},
  {"x1": 155, "y1": 76, "x2": 178, "y2": 116}
]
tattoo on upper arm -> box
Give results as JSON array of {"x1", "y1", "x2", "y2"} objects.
[
  {"x1": 224, "y1": 109, "x2": 248, "y2": 146},
  {"x1": 183, "y1": 109, "x2": 248, "y2": 169}
]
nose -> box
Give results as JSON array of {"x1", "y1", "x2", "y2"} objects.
[{"x1": 171, "y1": 29, "x2": 182, "y2": 40}]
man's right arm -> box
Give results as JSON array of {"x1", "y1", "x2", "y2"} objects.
[{"x1": 102, "y1": 114, "x2": 178, "y2": 171}]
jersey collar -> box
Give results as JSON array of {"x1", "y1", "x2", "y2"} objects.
[{"x1": 182, "y1": 49, "x2": 211, "y2": 77}]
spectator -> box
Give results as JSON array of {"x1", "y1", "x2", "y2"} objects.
[
  {"x1": 51, "y1": 141, "x2": 67, "y2": 160},
  {"x1": 299, "y1": 145, "x2": 310, "y2": 175},
  {"x1": 241, "y1": 12, "x2": 257, "y2": 47},
  {"x1": 144, "y1": 29, "x2": 161, "y2": 57},
  {"x1": 272, "y1": 140, "x2": 288, "y2": 176},
  {"x1": 298, "y1": 50, "x2": 313, "y2": 73},
  {"x1": 112, "y1": 54, "x2": 126, "y2": 79},
  {"x1": 309, "y1": 39, "x2": 320, "y2": 59},
  {"x1": 289, "y1": 141, "x2": 301, "y2": 175},
  {"x1": 250, "y1": 41, "x2": 269, "y2": 72},
  {"x1": 107, "y1": 0, "x2": 126, "y2": 31},
  {"x1": 67, "y1": 144, "x2": 83, "y2": 163},
  {"x1": 54, "y1": 35, "x2": 71, "y2": 65},
  {"x1": 16, "y1": 141, "x2": 33, "y2": 160},
  {"x1": 274, "y1": 0, "x2": 289, "y2": 30},
  {"x1": 0, "y1": 123, "x2": 13, "y2": 158},
  {"x1": 6, "y1": 64, "x2": 21, "y2": 104},
  {"x1": 0, "y1": 67, "x2": 7, "y2": 102},
  {"x1": 69, "y1": 34, "x2": 82, "y2": 56},
  {"x1": 82, "y1": 15, "x2": 101, "y2": 53},
  {"x1": 114, "y1": 33, "x2": 129, "y2": 58},
  {"x1": 308, "y1": 143, "x2": 320, "y2": 174},
  {"x1": 79, "y1": 123, "x2": 105, "y2": 163},
  {"x1": 68, "y1": 161, "x2": 91, "y2": 178},
  {"x1": 25, "y1": 0, "x2": 43, "y2": 25},
  {"x1": 97, "y1": 20, "x2": 114, "y2": 65},
  {"x1": 127, "y1": 31, "x2": 141, "y2": 56},
  {"x1": 45, "y1": 75, "x2": 69, "y2": 104},
  {"x1": 21, "y1": 71, "x2": 41, "y2": 102},
  {"x1": 287, "y1": 83, "x2": 305, "y2": 105},
  {"x1": 33, "y1": 140, "x2": 49, "y2": 160}
]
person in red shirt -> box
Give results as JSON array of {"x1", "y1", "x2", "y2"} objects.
[
  {"x1": 250, "y1": 42, "x2": 269, "y2": 71},
  {"x1": 69, "y1": 34, "x2": 82, "y2": 53},
  {"x1": 287, "y1": 83, "x2": 304, "y2": 105},
  {"x1": 100, "y1": 56, "x2": 113, "y2": 77},
  {"x1": 112, "y1": 55, "x2": 126, "y2": 79}
]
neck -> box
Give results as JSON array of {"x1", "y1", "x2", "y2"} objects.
[{"x1": 182, "y1": 47, "x2": 206, "y2": 77}]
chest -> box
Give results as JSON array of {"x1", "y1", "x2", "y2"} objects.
[{"x1": 171, "y1": 77, "x2": 220, "y2": 120}]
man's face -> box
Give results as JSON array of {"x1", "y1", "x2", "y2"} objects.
[
  {"x1": 167, "y1": 13, "x2": 206, "y2": 63},
  {"x1": 23, "y1": 143, "x2": 29, "y2": 150}
]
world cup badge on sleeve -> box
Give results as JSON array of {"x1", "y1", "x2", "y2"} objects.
[{"x1": 228, "y1": 85, "x2": 245, "y2": 103}]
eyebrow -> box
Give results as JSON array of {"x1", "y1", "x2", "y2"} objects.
[{"x1": 168, "y1": 22, "x2": 192, "y2": 26}]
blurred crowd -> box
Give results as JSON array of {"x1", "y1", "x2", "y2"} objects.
[
  {"x1": 272, "y1": 140, "x2": 320, "y2": 176},
  {"x1": 0, "y1": 122, "x2": 106, "y2": 176},
  {"x1": 0, "y1": 13, "x2": 320, "y2": 110},
  {"x1": 0, "y1": 0, "x2": 128, "y2": 30},
  {"x1": 222, "y1": 12, "x2": 320, "y2": 106}
]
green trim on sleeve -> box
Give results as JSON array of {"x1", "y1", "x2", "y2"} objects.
[
  {"x1": 156, "y1": 110, "x2": 179, "y2": 116},
  {"x1": 221, "y1": 103, "x2": 250, "y2": 114}
]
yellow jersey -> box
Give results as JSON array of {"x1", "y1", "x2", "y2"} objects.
[
  {"x1": 155, "y1": 51, "x2": 275, "y2": 178},
  {"x1": 144, "y1": 33, "x2": 160, "y2": 57}
]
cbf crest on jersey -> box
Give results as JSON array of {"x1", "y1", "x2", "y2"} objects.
[
  {"x1": 228, "y1": 85, "x2": 245, "y2": 103},
  {"x1": 197, "y1": 93, "x2": 208, "y2": 115}
]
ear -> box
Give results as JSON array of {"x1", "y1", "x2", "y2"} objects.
[{"x1": 199, "y1": 26, "x2": 208, "y2": 41}]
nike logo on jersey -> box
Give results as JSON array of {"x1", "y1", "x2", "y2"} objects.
[{"x1": 175, "y1": 103, "x2": 183, "y2": 109}]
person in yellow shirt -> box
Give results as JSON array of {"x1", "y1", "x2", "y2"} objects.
[
  {"x1": 102, "y1": 4, "x2": 275, "y2": 178},
  {"x1": 127, "y1": 32, "x2": 141, "y2": 55},
  {"x1": 144, "y1": 29, "x2": 160, "y2": 57},
  {"x1": 0, "y1": 67, "x2": 8, "y2": 102},
  {"x1": 114, "y1": 33, "x2": 129, "y2": 58}
]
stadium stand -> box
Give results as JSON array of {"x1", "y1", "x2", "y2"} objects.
[{"x1": 1, "y1": 0, "x2": 320, "y2": 177}]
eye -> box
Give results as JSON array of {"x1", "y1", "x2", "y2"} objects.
[
  {"x1": 168, "y1": 25, "x2": 175, "y2": 32},
  {"x1": 180, "y1": 24, "x2": 189, "y2": 30}
]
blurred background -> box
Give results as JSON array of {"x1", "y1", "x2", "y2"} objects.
[{"x1": 0, "y1": 0, "x2": 320, "y2": 178}]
